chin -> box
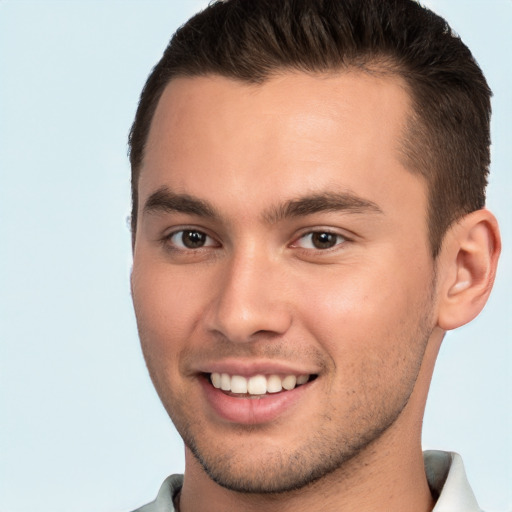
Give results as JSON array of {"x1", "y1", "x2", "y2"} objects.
[{"x1": 180, "y1": 418, "x2": 394, "y2": 495}]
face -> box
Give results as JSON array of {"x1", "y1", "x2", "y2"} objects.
[{"x1": 131, "y1": 72, "x2": 438, "y2": 493}]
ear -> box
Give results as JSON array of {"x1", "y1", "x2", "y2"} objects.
[{"x1": 436, "y1": 209, "x2": 501, "y2": 331}]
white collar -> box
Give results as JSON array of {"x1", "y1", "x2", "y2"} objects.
[{"x1": 425, "y1": 450, "x2": 481, "y2": 512}]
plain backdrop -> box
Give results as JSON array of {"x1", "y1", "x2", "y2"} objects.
[{"x1": 0, "y1": 1, "x2": 510, "y2": 511}]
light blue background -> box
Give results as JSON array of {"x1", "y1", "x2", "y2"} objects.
[{"x1": 0, "y1": 1, "x2": 510, "y2": 511}]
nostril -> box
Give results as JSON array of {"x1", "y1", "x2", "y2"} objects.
[{"x1": 250, "y1": 329, "x2": 285, "y2": 341}]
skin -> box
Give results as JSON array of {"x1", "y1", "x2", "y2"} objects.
[{"x1": 131, "y1": 72, "x2": 500, "y2": 512}]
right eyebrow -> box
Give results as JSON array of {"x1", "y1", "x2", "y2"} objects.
[{"x1": 142, "y1": 187, "x2": 219, "y2": 219}]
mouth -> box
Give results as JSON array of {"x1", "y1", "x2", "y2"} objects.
[
  {"x1": 207, "y1": 372, "x2": 317, "y2": 398},
  {"x1": 198, "y1": 364, "x2": 320, "y2": 424}
]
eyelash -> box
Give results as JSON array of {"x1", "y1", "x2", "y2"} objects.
[
  {"x1": 164, "y1": 229, "x2": 218, "y2": 250},
  {"x1": 162, "y1": 228, "x2": 350, "y2": 253},
  {"x1": 292, "y1": 230, "x2": 348, "y2": 251}
]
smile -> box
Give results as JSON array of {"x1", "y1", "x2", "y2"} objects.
[
  {"x1": 210, "y1": 372, "x2": 313, "y2": 396},
  {"x1": 201, "y1": 371, "x2": 317, "y2": 424}
]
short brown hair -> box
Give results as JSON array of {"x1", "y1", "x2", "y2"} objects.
[{"x1": 129, "y1": 0, "x2": 492, "y2": 256}]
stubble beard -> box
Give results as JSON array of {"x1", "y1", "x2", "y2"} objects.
[
  {"x1": 180, "y1": 409, "x2": 408, "y2": 494},
  {"x1": 163, "y1": 321, "x2": 435, "y2": 495}
]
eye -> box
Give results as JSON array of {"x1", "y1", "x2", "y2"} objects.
[
  {"x1": 167, "y1": 229, "x2": 217, "y2": 249},
  {"x1": 294, "y1": 231, "x2": 346, "y2": 250}
]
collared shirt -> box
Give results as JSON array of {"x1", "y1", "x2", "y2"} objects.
[
  {"x1": 424, "y1": 451, "x2": 481, "y2": 511},
  {"x1": 131, "y1": 450, "x2": 481, "y2": 512}
]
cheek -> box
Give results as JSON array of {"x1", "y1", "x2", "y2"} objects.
[
  {"x1": 296, "y1": 261, "x2": 432, "y2": 356},
  {"x1": 295, "y1": 264, "x2": 435, "y2": 421},
  {"x1": 131, "y1": 264, "x2": 210, "y2": 410},
  {"x1": 131, "y1": 263, "x2": 206, "y2": 358}
]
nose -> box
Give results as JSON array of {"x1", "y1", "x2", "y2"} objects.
[{"x1": 204, "y1": 251, "x2": 292, "y2": 343}]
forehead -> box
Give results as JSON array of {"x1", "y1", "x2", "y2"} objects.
[{"x1": 139, "y1": 71, "x2": 424, "y2": 221}]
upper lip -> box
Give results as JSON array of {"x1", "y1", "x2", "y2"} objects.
[{"x1": 193, "y1": 358, "x2": 320, "y2": 377}]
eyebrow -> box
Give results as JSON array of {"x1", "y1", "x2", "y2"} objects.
[
  {"x1": 142, "y1": 187, "x2": 383, "y2": 223},
  {"x1": 262, "y1": 191, "x2": 383, "y2": 224},
  {"x1": 143, "y1": 187, "x2": 219, "y2": 219}
]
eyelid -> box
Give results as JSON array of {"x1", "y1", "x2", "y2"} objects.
[
  {"x1": 163, "y1": 226, "x2": 221, "y2": 250},
  {"x1": 290, "y1": 228, "x2": 351, "y2": 250}
]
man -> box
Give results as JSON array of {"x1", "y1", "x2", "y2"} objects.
[{"x1": 128, "y1": 0, "x2": 501, "y2": 510}]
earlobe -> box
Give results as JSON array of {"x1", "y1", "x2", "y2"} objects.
[{"x1": 437, "y1": 209, "x2": 501, "y2": 331}]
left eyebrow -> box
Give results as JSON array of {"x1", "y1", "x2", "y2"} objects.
[{"x1": 262, "y1": 191, "x2": 383, "y2": 224}]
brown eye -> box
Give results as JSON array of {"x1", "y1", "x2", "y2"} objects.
[
  {"x1": 182, "y1": 230, "x2": 206, "y2": 248},
  {"x1": 169, "y1": 230, "x2": 215, "y2": 249},
  {"x1": 296, "y1": 231, "x2": 345, "y2": 250},
  {"x1": 312, "y1": 232, "x2": 337, "y2": 249}
]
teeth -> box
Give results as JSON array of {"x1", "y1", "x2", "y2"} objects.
[
  {"x1": 296, "y1": 374, "x2": 309, "y2": 385},
  {"x1": 282, "y1": 375, "x2": 297, "y2": 390},
  {"x1": 231, "y1": 375, "x2": 248, "y2": 394},
  {"x1": 220, "y1": 373, "x2": 231, "y2": 391},
  {"x1": 247, "y1": 375, "x2": 267, "y2": 395},
  {"x1": 266, "y1": 375, "x2": 282, "y2": 393},
  {"x1": 210, "y1": 372, "x2": 310, "y2": 395},
  {"x1": 211, "y1": 372, "x2": 222, "y2": 388}
]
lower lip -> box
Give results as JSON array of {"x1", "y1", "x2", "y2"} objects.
[{"x1": 200, "y1": 376, "x2": 312, "y2": 425}]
